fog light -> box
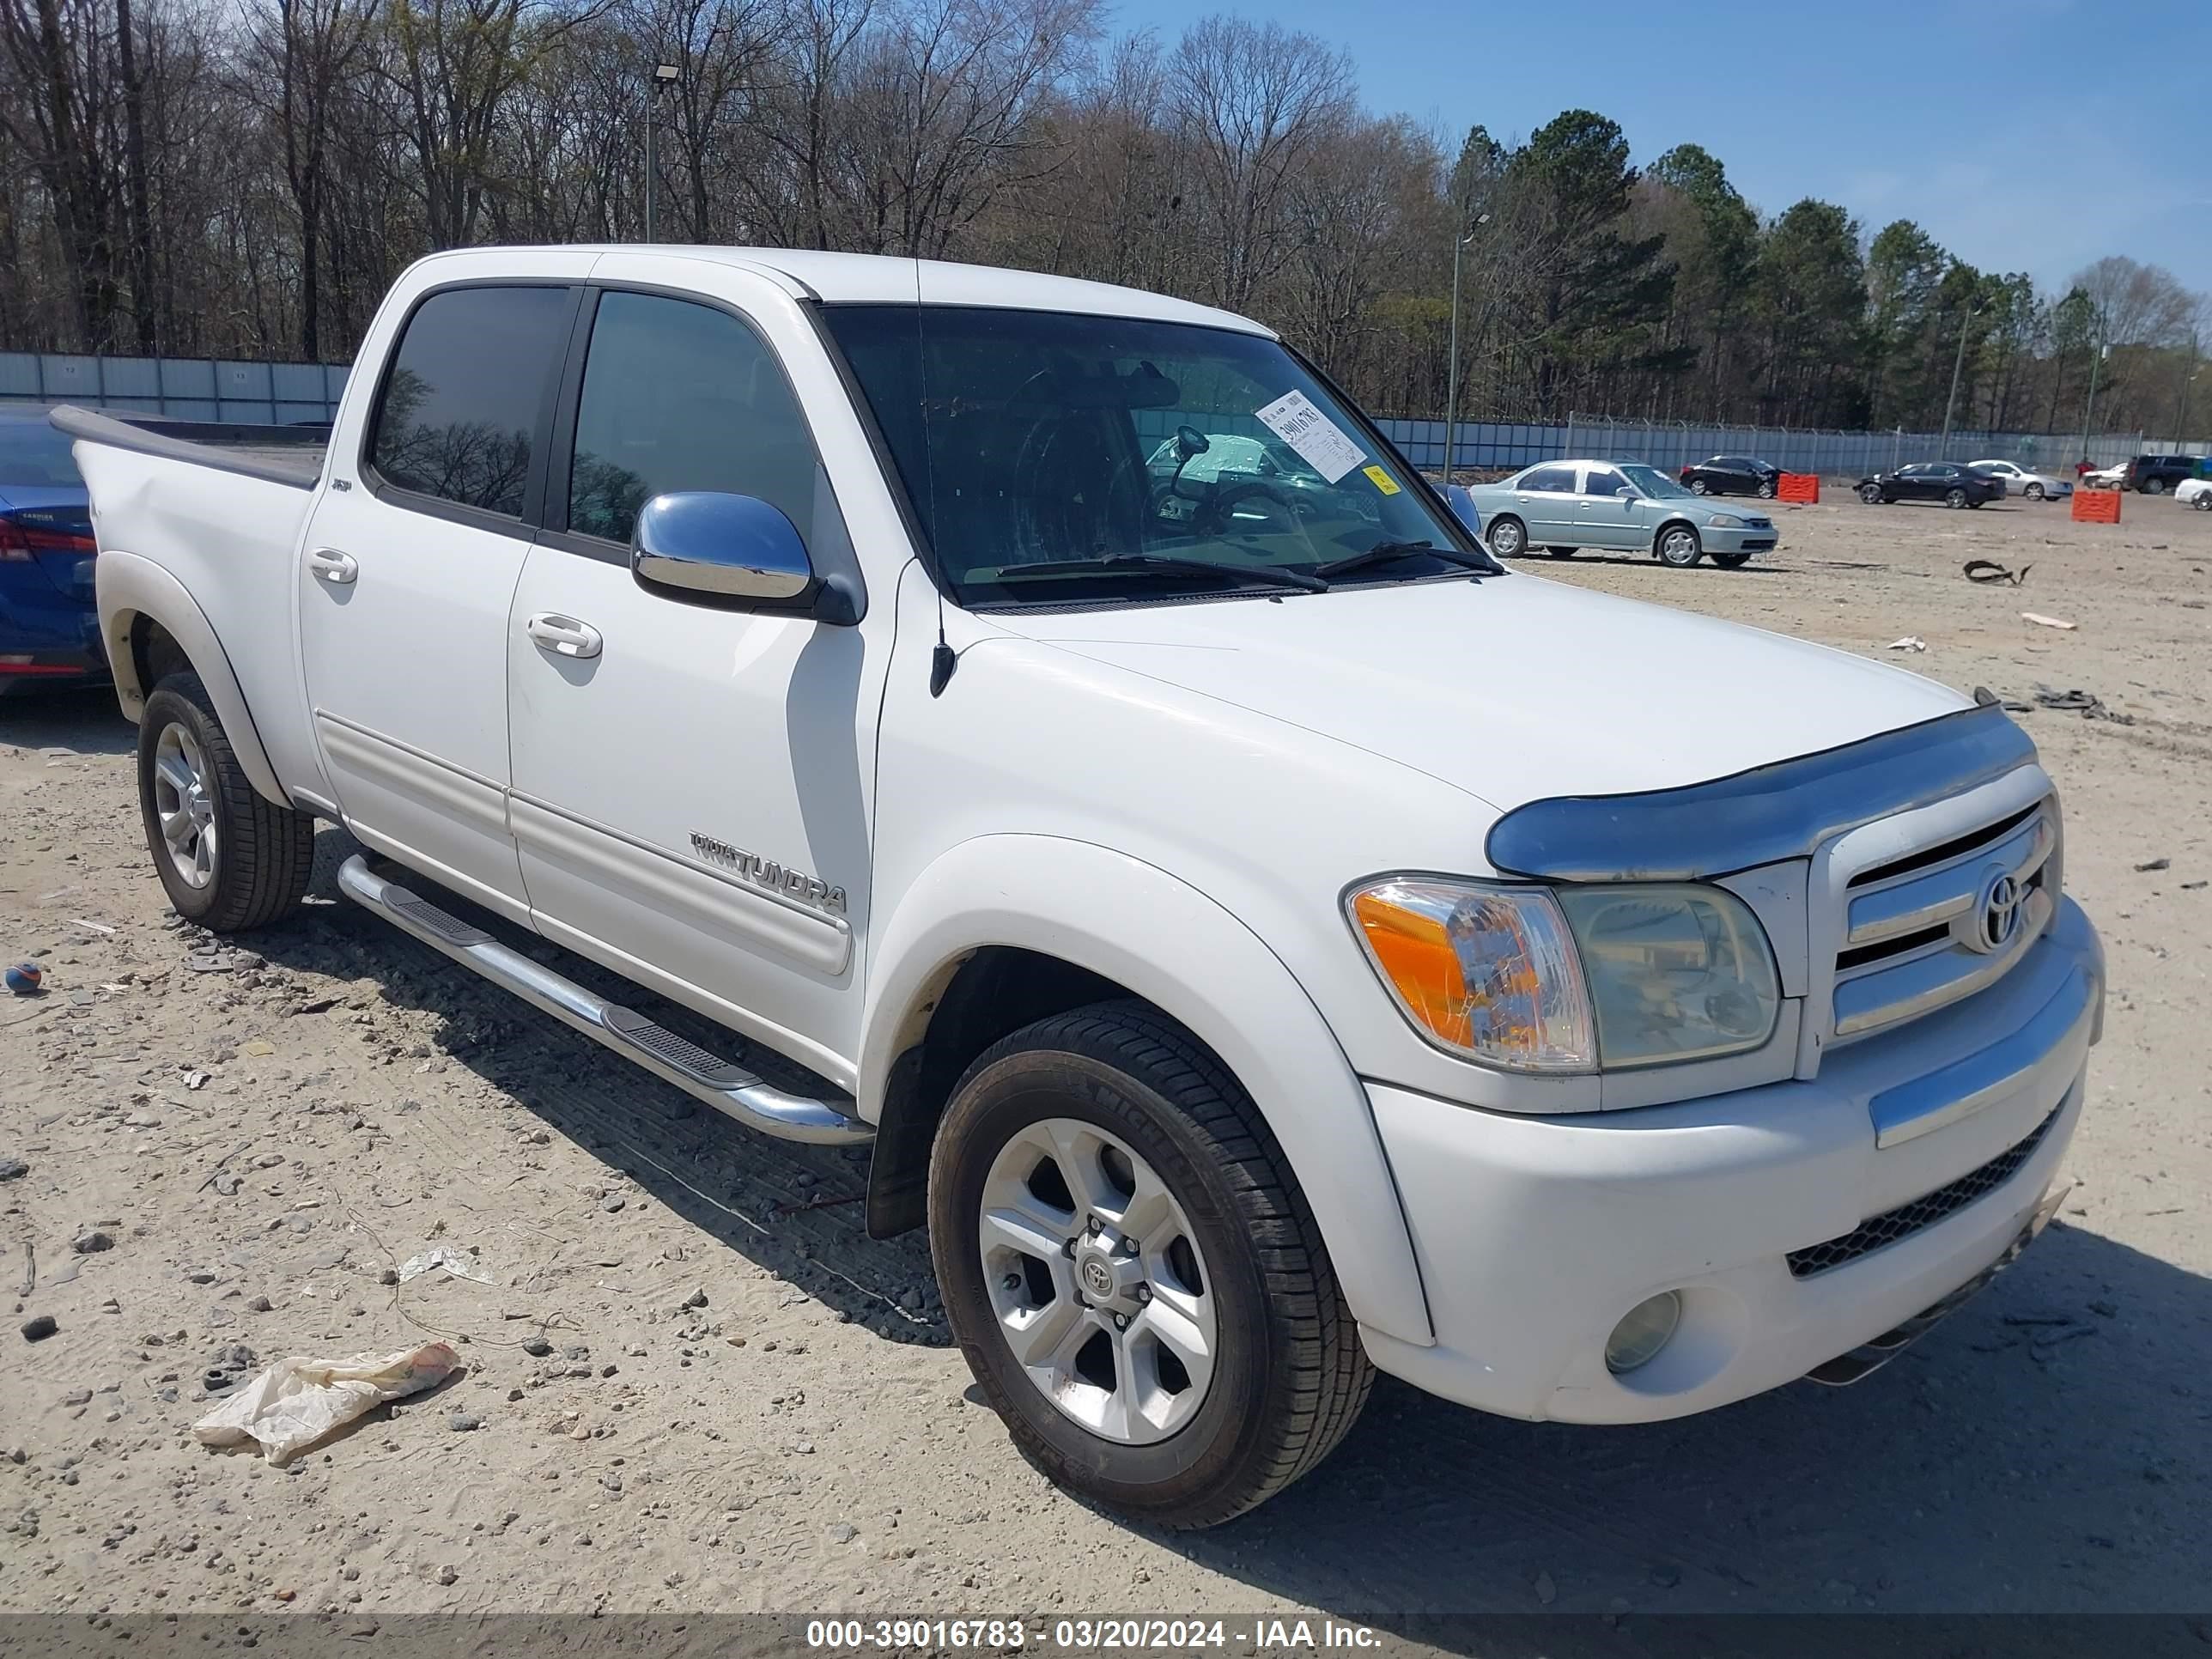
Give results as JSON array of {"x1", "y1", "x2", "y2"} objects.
[{"x1": 1605, "y1": 1291, "x2": 1681, "y2": 1375}]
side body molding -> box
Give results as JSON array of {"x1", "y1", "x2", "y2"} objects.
[
  {"x1": 860, "y1": 834, "x2": 1436, "y2": 1348},
  {"x1": 94, "y1": 549, "x2": 289, "y2": 807}
]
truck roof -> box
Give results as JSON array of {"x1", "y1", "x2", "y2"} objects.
[{"x1": 404, "y1": 246, "x2": 1276, "y2": 337}]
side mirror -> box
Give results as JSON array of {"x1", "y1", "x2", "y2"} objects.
[
  {"x1": 1444, "y1": 482, "x2": 1482, "y2": 537},
  {"x1": 632, "y1": 491, "x2": 814, "y2": 608}
]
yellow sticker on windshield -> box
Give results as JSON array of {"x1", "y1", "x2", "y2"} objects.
[{"x1": 1362, "y1": 465, "x2": 1401, "y2": 495}]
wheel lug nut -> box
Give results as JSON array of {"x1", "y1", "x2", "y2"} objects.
[
  {"x1": 1134, "y1": 1285, "x2": 1152, "y2": 1304},
  {"x1": 1086, "y1": 1215, "x2": 1103, "y2": 1235},
  {"x1": 1061, "y1": 1238, "x2": 1077, "y2": 1258},
  {"x1": 1113, "y1": 1314, "x2": 1128, "y2": 1331},
  {"x1": 1123, "y1": 1237, "x2": 1139, "y2": 1255}
]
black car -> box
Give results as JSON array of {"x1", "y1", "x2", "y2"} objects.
[
  {"x1": 2122, "y1": 454, "x2": 2207, "y2": 495},
  {"x1": 1679, "y1": 455, "x2": 1782, "y2": 498},
  {"x1": 1855, "y1": 462, "x2": 2002, "y2": 508}
]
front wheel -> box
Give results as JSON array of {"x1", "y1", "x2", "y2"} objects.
[
  {"x1": 1755, "y1": 478, "x2": 1777, "y2": 499},
  {"x1": 1656, "y1": 524, "x2": 1703, "y2": 568},
  {"x1": 2193, "y1": 494, "x2": 2212, "y2": 512},
  {"x1": 929, "y1": 1003, "x2": 1372, "y2": 1529},
  {"x1": 1857, "y1": 483, "x2": 1885, "y2": 505},
  {"x1": 1486, "y1": 515, "x2": 1526, "y2": 557},
  {"x1": 137, "y1": 672, "x2": 316, "y2": 931},
  {"x1": 2025, "y1": 483, "x2": 2045, "y2": 501}
]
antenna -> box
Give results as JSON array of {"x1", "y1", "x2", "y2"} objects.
[{"x1": 916, "y1": 254, "x2": 957, "y2": 698}]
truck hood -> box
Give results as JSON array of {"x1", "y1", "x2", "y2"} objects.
[{"x1": 989, "y1": 574, "x2": 1969, "y2": 814}]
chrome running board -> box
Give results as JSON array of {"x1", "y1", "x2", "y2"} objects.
[
  {"x1": 336, "y1": 854, "x2": 871, "y2": 1146},
  {"x1": 1802, "y1": 1179, "x2": 2070, "y2": 1386}
]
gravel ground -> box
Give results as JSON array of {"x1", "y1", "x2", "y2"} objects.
[{"x1": 2, "y1": 489, "x2": 2209, "y2": 1626}]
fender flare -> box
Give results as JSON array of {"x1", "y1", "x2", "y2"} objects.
[
  {"x1": 96, "y1": 549, "x2": 289, "y2": 807},
  {"x1": 861, "y1": 835, "x2": 1435, "y2": 1347}
]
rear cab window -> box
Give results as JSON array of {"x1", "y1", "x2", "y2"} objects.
[{"x1": 367, "y1": 285, "x2": 574, "y2": 519}]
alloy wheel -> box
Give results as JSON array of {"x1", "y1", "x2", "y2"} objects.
[
  {"x1": 976, "y1": 1116, "x2": 1217, "y2": 1445},
  {"x1": 151, "y1": 722, "x2": 219, "y2": 890}
]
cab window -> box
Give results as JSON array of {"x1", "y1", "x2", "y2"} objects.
[{"x1": 1521, "y1": 465, "x2": 1577, "y2": 493}]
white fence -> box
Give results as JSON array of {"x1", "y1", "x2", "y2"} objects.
[{"x1": 0, "y1": 350, "x2": 348, "y2": 424}]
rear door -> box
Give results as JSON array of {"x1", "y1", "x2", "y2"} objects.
[
  {"x1": 1514, "y1": 464, "x2": 1579, "y2": 541},
  {"x1": 298, "y1": 266, "x2": 588, "y2": 921}
]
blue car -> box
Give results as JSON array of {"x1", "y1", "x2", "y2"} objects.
[{"x1": 0, "y1": 409, "x2": 104, "y2": 696}]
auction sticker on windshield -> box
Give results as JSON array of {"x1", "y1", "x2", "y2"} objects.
[
  {"x1": 1255, "y1": 390, "x2": 1365, "y2": 483},
  {"x1": 1361, "y1": 464, "x2": 1401, "y2": 495}
]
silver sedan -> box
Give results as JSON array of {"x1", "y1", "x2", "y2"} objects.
[{"x1": 1462, "y1": 459, "x2": 1781, "y2": 569}]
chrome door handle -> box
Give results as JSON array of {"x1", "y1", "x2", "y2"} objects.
[
  {"x1": 526, "y1": 612, "x2": 603, "y2": 659},
  {"x1": 307, "y1": 547, "x2": 357, "y2": 586}
]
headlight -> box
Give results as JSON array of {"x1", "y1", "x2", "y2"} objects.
[
  {"x1": 1346, "y1": 880, "x2": 1595, "y2": 1071},
  {"x1": 1346, "y1": 878, "x2": 1780, "y2": 1072},
  {"x1": 1705, "y1": 513, "x2": 1746, "y2": 528}
]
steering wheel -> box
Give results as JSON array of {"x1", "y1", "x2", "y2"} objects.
[{"x1": 1199, "y1": 480, "x2": 1301, "y2": 537}]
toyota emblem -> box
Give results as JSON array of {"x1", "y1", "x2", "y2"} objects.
[{"x1": 1974, "y1": 871, "x2": 2021, "y2": 954}]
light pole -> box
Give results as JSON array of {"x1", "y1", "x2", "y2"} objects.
[
  {"x1": 2173, "y1": 361, "x2": 2203, "y2": 446},
  {"x1": 1441, "y1": 212, "x2": 1489, "y2": 484},
  {"x1": 1938, "y1": 295, "x2": 1984, "y2": 459},
  {"x1": 644, "y1": 62, "x2": 678, "y2": 242}
]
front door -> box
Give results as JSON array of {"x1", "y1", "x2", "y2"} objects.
[
  {"x1": 504, "y1": 276, "x2": 892, "y2": 1079},
  {"x1": 298, "y1": 270, "x2": 586, "y2": 921},
  {"x1": 1573, "y1": 464, "x2": 1644, "y2": 549}
]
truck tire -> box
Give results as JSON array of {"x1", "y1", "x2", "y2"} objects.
[
  {"x1": 137, "y1": 672, "x2": 315, "y2": 931},
  {"x1": 928, "y1": 1001, "x2": 1372, "y2": 1529}
]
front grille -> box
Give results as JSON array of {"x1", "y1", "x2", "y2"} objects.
[
  {"x1": 1826, "y1": 796, "x2": 2056, "y2": 1040},
  {"x1": 1786, "y1": 1105, "x2": 2060, "y2": 1278}
]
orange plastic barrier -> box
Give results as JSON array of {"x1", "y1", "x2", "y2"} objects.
[
  {"x1": 1776, "y1": 473, "x2": 1820, "y2": 504},
  {"x1": 2071, "y1": 487, "x2": 2122, "y2": 525}
]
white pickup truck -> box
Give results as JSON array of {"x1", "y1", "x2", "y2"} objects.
[{"x1": 59, "y1": 246, "x2": 2103, "y2": 1528}]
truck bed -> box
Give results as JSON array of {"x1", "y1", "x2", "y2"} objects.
[{"x1": 50, "y1": 404, "x2": 328, "y2": 489}]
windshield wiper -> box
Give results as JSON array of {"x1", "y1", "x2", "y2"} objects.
[
  {"x1": 1312, "y1": 540, "x2": 1494, "y2": 581},
  {"x1": 985, "y1": 554, "x2": 1328, "y2": 593}
]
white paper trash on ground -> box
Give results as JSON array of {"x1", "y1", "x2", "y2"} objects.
[
  {"x1": 193, "y1": 1341, "x2": 459, "y2": 1464},
  {"x1": 398, "y1": 1245, "x2": 495, "y2": 1285}
]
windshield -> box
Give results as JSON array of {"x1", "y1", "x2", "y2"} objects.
[
  {"x1": 0, "y1": 421, "x2": 85, "y2": 488},
  {"x1": 821, "y1": 306, "x2": 1491, "y2": 605},
  {"x1": 1619, "y1": 462, "x2": 1694, "y2": 499}
]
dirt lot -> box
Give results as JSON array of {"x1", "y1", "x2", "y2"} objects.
[{"x1": 3, "y1": 490, "x2": 2209, "y2": 1628}]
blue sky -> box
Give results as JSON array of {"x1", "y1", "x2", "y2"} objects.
[{"x1": 1109, "y1": 0, "x2": 2210, "y2": 299}]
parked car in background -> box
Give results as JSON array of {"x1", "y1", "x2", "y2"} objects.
[
  {"x1": 2082, "y1": 459, "x2": 2128, "y2": 489},
  {"x1": 0, "y1": 406, "x2": 103, "y2": 696},
  {"x1": 2122, "y1": 454, "x2": 2207, "y2": 495},
  {"x1": 1679, "y1": 455, "x2": 1783, "y2": 498},
  {"x1": 1465, "y1": 459, "x2": 1778, "y2": 568},
  {"x1": 1855, "y1": 463, "x2": 2002, "y2": 508},
  {"x1": 1969, "y1": 459, "x2": 2071, "y2": 501},
  {"x1": 2177, "y1": 477, "x2": 2212, "y2": 510}
]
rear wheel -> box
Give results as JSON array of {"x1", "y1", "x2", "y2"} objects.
[
  {"x1": 2025, "y1": 483, "x2": 2045, "y2": 501},
  {"x1": 1486, "y1": 515, "x2": 1526, "y2": 557},
  {"x1": 929, "y1": 1002, "x2": 1372, "y2": 1529},
  {"x1": 2193, "y1": 493, "x2": 2212, "y2": 512},
  {"x1": 137, "y1": 672, "x2": 315, "y2": 931},
  {"x1": 1656, "y1": 524, "x2": 1703, "y2": 568},
  {"x1": 2143, "y1": 477, "x2": 2166, "y2": 495},
  {"x1": 1944, "y1": 487, "x2": 1967, "y2": 509},
  {"x1": 1857, "y1": 483, "x2": 1884, "y2": 505},
  {"x1": 1687, "y1": 477, "x2": 1709, "y2": 495}
]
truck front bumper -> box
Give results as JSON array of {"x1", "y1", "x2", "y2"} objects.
[{"x1": 1358, "y1": 896, "x2": 2101, "y2": 1424}]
